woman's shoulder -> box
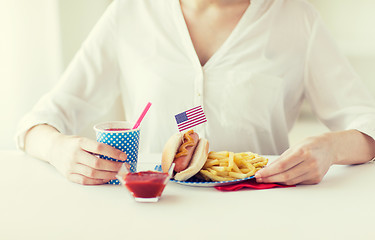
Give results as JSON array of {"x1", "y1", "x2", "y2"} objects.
[
  {"x1": 266, "y1": 0, "x2": 320, "y2": 29},
  {"x1": 115, "y1": 0, "x2": 170, "y2": 8},
  {"x1": 280, "y1": 0, "x2": 320, "y2": 19},
  {"x1": 110, "y1": 0, "x2": 171, "y2": 20}
]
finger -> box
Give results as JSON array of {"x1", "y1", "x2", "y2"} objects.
[
  {"x1": 299, "y1": 178, "x2": 321, "y2": 185},
  {"x1": 255, "y1": 152, "x2": 304, "y2": 179},
  {"x1": 299, "y1": 170, "x2": 327, "y2": 185},
  {"x1": 78, "y1": 138, "x2": 127, "y2": 161},
  {"x1": 68, "y1": 173, "x2": 110, "y2": 185},
  {"x1": 282, "y1": 164, "x2": 328, "y2": 185},
  {"x1": 72, "y1": 163, "x2": 118, "y2": 181},
  {"x1": 287, "y1": 173, "x2": 314, "y2": 185},
  {"x1": 278, "y1": 169, "x2": 324, "y2": 185},
  {"x1": 77, "y1": 150, "x2": 123, "y2": 172},
  {"x1": 258, "y1": 161, "x2": 309, "y2": 185}
]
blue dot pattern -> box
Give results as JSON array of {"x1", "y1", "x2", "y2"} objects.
[{"x1": 96, "y1": 129, "x2": 140, "y2": 185}]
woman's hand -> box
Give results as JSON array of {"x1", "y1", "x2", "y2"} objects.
[
  {"x1": 255, "y1": 130, "x2": 375, "y2": 185},
  {"x1": 48, "y1": 134, "x2": 127, "y2": 185},
  {"x1": 25, "y1": 124, "x2": 127, "y2": 185}
]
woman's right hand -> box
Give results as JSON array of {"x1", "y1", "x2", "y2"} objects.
[
  {"x1": 25, "y1": 125, "x2": 127, "y2": 185},
  {"x1": 48, "y1": 134, "x2": 127, "y2": 185}
]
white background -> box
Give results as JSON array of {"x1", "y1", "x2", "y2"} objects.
[{"x1": 1, "y1": 0, "x2": 375, "y2": 149}]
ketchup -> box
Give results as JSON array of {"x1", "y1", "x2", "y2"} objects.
[
  {"x1": 124, "y1": 171, "x2": 169, "y2": 198},
  {"x1": 105, "y1": 128, "x2": 130, "y2": 131}
]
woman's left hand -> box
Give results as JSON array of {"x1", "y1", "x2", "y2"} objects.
[
  {"x1": 255, "y1": 133, "x2": 337, "y2": 185},
  {"x1": 255, "y1": 130, "x2": 375, "y2": 185}
]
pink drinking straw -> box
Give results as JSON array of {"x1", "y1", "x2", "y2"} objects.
[{"x1": 132, "y1": 102, "x2": 152, "y2": 129}]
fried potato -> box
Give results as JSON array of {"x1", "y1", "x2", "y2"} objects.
[{"x1": 200, "y1": 151, "x2": 268, "y2": 182}]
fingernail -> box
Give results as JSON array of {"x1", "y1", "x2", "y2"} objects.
[
  {"x1": 255, "y1": 172, "x2": 261, "y2": 178},
  {"x1": 256, "y1": 177, "x2": 263, "y2": 183},
  {"x1": 120, "y1": 153, "x2": 127, "y2": 160}
]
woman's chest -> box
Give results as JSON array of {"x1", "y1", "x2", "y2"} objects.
[{"x1": 180, "y1": 3, "x2": 250, "y2": 66}]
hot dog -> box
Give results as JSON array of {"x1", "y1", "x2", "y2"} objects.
[
  {"x1": 161, "y1": 130, "x2": 209, "y2": 181},
  {"x1": 173, "y1": 130, "x2": 199, "y2": 172}
]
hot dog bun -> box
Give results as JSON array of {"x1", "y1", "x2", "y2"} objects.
[{"x1": 161, "y1": 130, "x2": 209, "y2": 181}]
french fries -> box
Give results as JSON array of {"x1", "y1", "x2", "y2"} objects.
[{"x1": 198, "y1": 151, "x2": 268, "y2": 182}]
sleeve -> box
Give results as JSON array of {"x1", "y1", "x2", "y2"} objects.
[
  {"x1": 304, "y1": 15, "x2": 375, "y2": 141},
  {"x1": 15, "y1": 0, "x2": 120, "y2": 150}
]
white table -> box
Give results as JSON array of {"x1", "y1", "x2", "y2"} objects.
[{"x1": 1, "y1": 150, "x2": 375, "y2": 240}]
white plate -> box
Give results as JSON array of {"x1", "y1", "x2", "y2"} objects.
[
  {"x1": 154, "y1": 165, "x2": 255, "y2": 187},
  {"x1": 170, "y1": 176, "x2": 255, "y2": 187}
]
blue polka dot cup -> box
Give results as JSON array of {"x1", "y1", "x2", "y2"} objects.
[{"x1": 93, "y1": 121, "x2": 141, "y2": 185}]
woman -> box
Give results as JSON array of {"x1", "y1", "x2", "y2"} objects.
[{"x1": 17, "y1": 0, "x2": 375, "y2": 185}]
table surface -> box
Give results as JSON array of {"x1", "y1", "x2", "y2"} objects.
[{"x1": 1, "y1": 150, "x2": 375, "y2": 240}]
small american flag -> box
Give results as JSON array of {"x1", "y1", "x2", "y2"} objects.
[{"x1": 175, "y1": 106, "x2": 207, "y2": 132}]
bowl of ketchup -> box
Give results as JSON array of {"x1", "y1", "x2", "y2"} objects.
[{"x1": 116, "y1": 164, "x2": 173, "y2": 203}]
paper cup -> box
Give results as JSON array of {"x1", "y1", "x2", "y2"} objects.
[{"x1": 93, "y1": 121, "x2": 141, "y2": 185}]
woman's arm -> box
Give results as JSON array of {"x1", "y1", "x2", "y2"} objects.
[
  {"x1": 255, "y1": 130, "x2": 375, "y2": 185},
  {"x1": 24, "y1": 124, "x2": 61, "y2": 162},
  {"x1": 16, "y1": 2, "x2": 127, "y2": 185},
  {"x1": 16, "y1": 0, "x2": 120, "y2": 151},
  {"x1": 333, "y1": 130, "x2": 375, "y2": 165},
  {"x1": 257, "y1": 9, "x2": 375, "y2": 185}
]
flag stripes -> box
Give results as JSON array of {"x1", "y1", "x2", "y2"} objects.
[{"x1": 175, "y1": 106, "x2": 207, "y2": 132}]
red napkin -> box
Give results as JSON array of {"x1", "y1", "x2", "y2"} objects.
[{"x1": 214, "y1": 178, "x2": 296, "y2": 191}]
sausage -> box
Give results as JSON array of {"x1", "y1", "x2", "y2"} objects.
[{"x1": 173, "y1": 130, "x2": 199, "y2": 172}]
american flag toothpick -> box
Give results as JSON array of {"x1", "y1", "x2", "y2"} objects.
[{"x1": 175, "y1": 106, "x2": 207, "y2": 132}]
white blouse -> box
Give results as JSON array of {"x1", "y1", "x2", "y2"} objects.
[{"x1": 16, "y1": 0, "x2": 375, "y2": 155}]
